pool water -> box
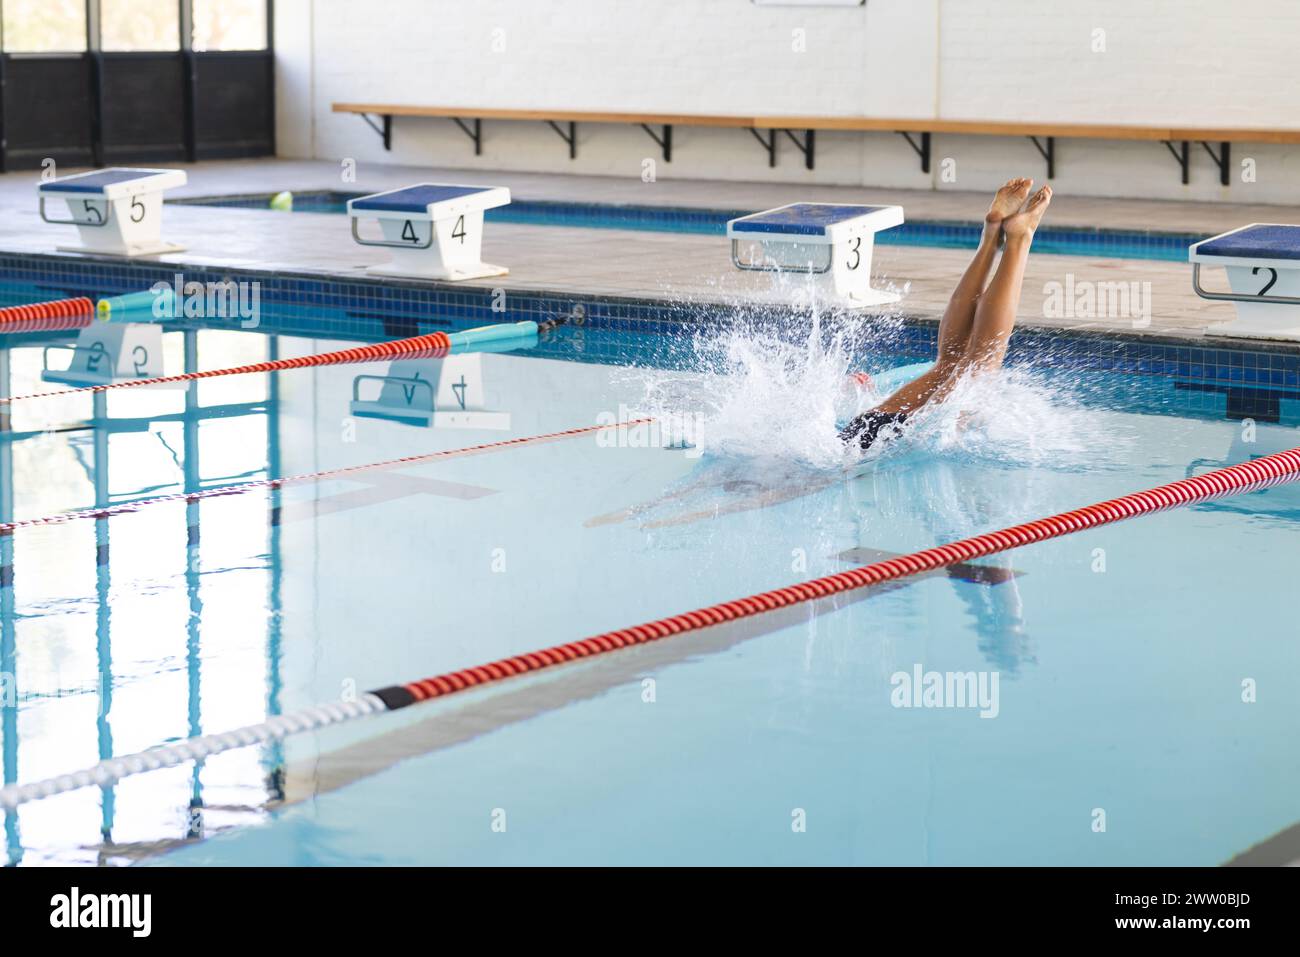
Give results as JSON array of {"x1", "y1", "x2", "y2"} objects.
[
  {"x1": 174, "y1": 192, "x2": 1199, "y2": 262},
  {"x1": 2, "y1": 308, "x2": 1298, "y2": 866}
]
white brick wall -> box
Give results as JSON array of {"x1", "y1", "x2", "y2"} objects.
[{"x1": 275, "y1": 0, "x2": 1300, "y2": 203}]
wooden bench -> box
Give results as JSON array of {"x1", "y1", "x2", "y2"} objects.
[
  {"x1": 333, "y1": 104, "x2": 751, "y2": 163},
  {"x1": 333, "y1": 103, "x2": 1300, "y2": 185}
]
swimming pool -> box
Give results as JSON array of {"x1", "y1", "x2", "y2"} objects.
[
  {"x1": 2, "y1": 293, "x2": 1298, "y2": 866},
  {"x1": 173, "y1": 191, "x2": 1200, "y2": 262}
]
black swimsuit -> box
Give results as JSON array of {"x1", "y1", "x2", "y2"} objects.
[{"x1": 839, "y1": 410, "x2": 909, "y2": 452}]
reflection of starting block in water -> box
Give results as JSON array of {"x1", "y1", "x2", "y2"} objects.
[
  {"x1": 1191, "y1": 224, "x2": 1300, "y2": 341},
  {"x1": 350, "y1": 353, "x2": 511, "y2": 429},
  {"x1": 348, "y1": 184, "x2": 510, "y2": 281},
  {"x1": 727, "y1": 203, "x2": 904, "y2": 307},
  {"x1": 38, "y1": 167, "x2": 187, "y2": 256},
  {"x1": 42, "y1": 322, "x2": 185, "y2": 388}
]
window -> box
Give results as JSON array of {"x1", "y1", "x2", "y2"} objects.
[
  {"x1": 100, "y1": 0, "x2": 180, "y2": 52},
  {"x1": 192, "y1": 0, "x2": 267, "y2": 51},
  {"x1": 1, "y1": 0, "x2": 88, "y2": 52}
]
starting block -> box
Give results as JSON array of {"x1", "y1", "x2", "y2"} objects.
[
  {"x1": 38, "y1": 167, "x2": 186, "y2": 256},
  {"x1": 1191, "y1": 224, "x2": 1300, "y2": 341},
  {"x1": 42, "y1": 321, "x2": 183, "y2": 388},
  {"x1": 348, "y1": 184, "x2": 510, "y2": 281},
  {"x1": 350, "y1": 353, "x2": 510, "y2": 429},
  {"x1": 727, "y1": 203, "x2": 904, "y2": 307}
]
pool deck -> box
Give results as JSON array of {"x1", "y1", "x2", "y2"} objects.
[{"x1": 4, "y1": 159, "x2": 1300, "y2": 347}]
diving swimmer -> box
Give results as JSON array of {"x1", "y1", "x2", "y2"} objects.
[{"x1": 839, "y1": 179, "x2": 1053, "y2": 452}]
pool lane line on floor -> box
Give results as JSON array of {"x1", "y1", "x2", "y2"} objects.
[
  {"x1": 0, "y1": 418, "x2": 653, "y2": 536},
  {"x1": 4, "y1": 443, "x2": 1298, "y2": 811},
  {"x1": 0, "y1": 330, "x2": 457, "y2": 405}
]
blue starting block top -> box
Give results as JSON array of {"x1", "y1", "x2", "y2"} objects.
[
  {"x1": 40, "y1": 167, "x2": 184, "y2": 194},
  {"x1": 350, "y1": 184, "x2": 508, "y2": 214},
  {"x1": 731, "y1": 204, "x2": 890, "y2": 236},
  {"x1": 1191, "y1": 224, "x2": 1300, "y2": 262},
  {"x1": 728, "y1": 203, "x2": 904, "y2": 242}
]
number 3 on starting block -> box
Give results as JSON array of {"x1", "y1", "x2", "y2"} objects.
[{"x1": 727, "y1": 203, "x2": 904, "y2": 308}]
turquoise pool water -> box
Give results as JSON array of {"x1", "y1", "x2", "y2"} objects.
[
  {"x1": 1, "y1": 302, "x2": 1298, "y2": 865},
  {"x1": 174, "y1": 192, "x2": 1198, "y2": 262}
]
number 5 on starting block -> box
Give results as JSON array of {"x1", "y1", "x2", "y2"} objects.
[{"x1": 38, "y1": 167, "x2": 187, "y2": 257}]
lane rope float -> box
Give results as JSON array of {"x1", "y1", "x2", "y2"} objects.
[
  {"x1": 0, "y1": 418, "x2": 653, "y2": 535},
  {"x1": 0, "y1": 297, "x2": 95, "y2": 334},
  {"x1": 4, "y1": 444, "x2": 1298, "y2": 810},
  {"x1": 0, "y1": 321, "x2": 544, "y2": 405}
]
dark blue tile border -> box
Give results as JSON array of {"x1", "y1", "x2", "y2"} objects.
[{"x1": 2, "y1": 249, "x2": 1298, "y2": 410}]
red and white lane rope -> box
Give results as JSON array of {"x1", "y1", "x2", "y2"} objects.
[
  {"x1": 0, "y1": 419, "x2": 651, "y2": 535},
  {"x1": 3, "y1": 445, "x2": 1299, "y2": 810},
  {"x1": 0, "y1": 297, "x2": 94, "y2": 334},
  {"x1": 0, "y1": 331, "x2": 453, "y2": 405}
]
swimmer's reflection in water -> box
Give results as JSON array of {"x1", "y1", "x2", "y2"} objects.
[{"x1": 586, "y1": 452, "x2": 1034, "y2": 676}]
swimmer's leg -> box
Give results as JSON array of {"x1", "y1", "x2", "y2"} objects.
[
  {"x1": 865, "y1": 178, "x2": 1032, "y2": 417},
  {"x1": 936, "y1": 177, "x2": 1032, "y2": 366},
  {"x1": 909, "y1": 185, "x2": 1052, "y2": 412},
  {"x1": 955, "y1": 184, "x2": 1052, "y2": 375}
]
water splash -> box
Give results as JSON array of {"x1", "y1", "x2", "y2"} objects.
[{"x1": 622, "y1": 307, "x2": 1122, "y2": 474}]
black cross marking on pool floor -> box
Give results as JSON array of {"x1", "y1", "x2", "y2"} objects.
[{"x1": 835, "y1": 547, "x2": 1021, "y2": 585}]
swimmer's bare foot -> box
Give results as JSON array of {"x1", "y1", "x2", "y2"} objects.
[
  {"x1": 1002, "y1": 184, "x2": 1052, "y2": 241},
  {"x1": 984, "y1": 178, "x2": 1033, "y2": 236}
]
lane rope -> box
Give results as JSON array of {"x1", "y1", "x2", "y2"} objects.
[
  {"x1": 0, "y1": 331, "x2": 454, "y2": 405},
  {"x1": 0, "y1": 297, "x2": 95, "y2": 334},
  {"x1": 4, "y1": 444, "x2": 1299, "y2": 810},
  {"x1": 0, "y1": 419, "x2": 653, "y2": 535}
]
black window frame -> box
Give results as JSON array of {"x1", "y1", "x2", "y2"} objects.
[{"x1": 0, "y1": 0, "x2": 274, "y2": 170}]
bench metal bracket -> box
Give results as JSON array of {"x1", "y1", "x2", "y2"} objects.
[
  {"x1": 1200, "y1": 140, "x2": 1231, "y2": 186},
  {"x1": 359, "y1": 112, "x2": 392, "y2": 151},
  {"x1": 452, "y1": 117, "x2": 483, "y2": 156},
  {"x1": 748, "y1": 127, "x2": 777, "y2": 167},
  {"x1": 1162, "y1": 139, "x2": 1190, "y2": 184},
  {"x1": 898, "y1": 131, "x2": 930, "y2": 173},
  {"x1": 547, "y1": 120, "x2": 577, "y2": 159},
  {"x1": 782, "y1": 129, "x2": 815, "y2": 170},
  {"x1": 640, "y1": 123, "x2": 673, "y2": 162},
  {"x1": 748, "y1": 128, "x2": 815, "y2": 169},
  {"x1": 1029, "y1": 135, "x2": 1055, "y2": 179}
]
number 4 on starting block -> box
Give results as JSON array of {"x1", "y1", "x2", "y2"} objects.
[
  {"x1": 38, "y1": 167, "x2": 187, "y2": 257},
  {"x1": 350, "y1": 353, "x2": 511, "y2": 429},
  {"x1": 348, "y1": 184, "x2": 510, "y2": 281}
]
